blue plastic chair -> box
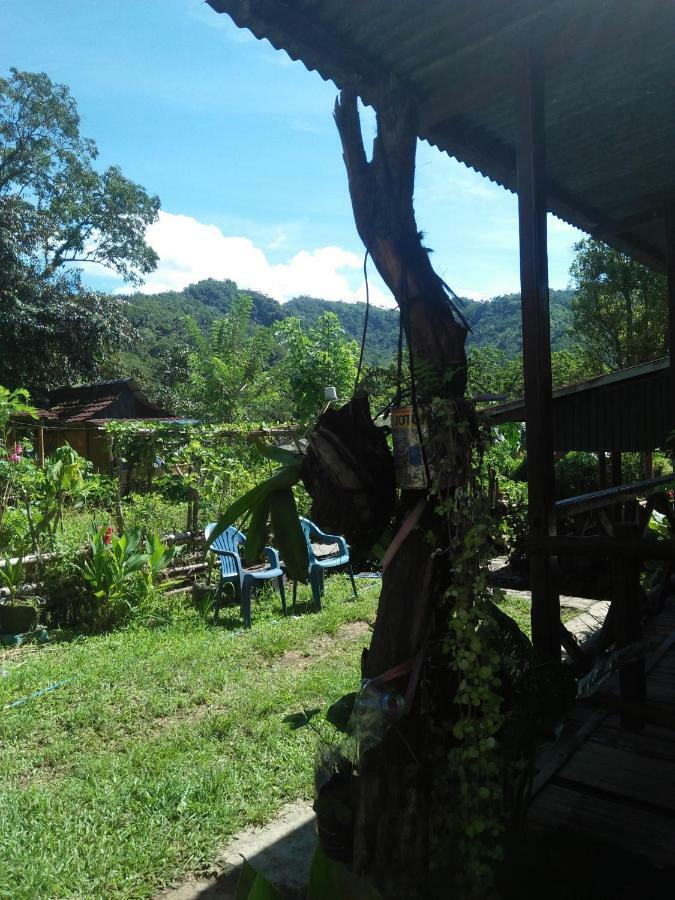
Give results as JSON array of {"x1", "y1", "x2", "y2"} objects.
[
  {"x1": 205, "y1": 523, "x2": 286, "y2": 628},
  {"x1": 292, "y1": 517, "x2": 358, "y2": 611}
]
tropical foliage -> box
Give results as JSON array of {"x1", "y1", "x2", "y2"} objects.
[
  {"x1": 0, "y1": 68, "x2": 157, "y2": 393},
  {"x1": 570, "y1": 238, "x2": 667, "y2": 371}
]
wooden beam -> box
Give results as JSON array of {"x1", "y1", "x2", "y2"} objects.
[
  {"x1": 555, "y1": 473, "x2": 675, "y2": 520},
  {"x1": 528, "y1": 534, "x2": 675, "y2": 562},
  {"x1": 592, "y1": 208, "x2": 663, "y2": 241},
  {"x1": 516, "y1": 49, "x2": 559, "y2": 662}
]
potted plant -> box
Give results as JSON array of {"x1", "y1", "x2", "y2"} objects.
[{"x1": 0, "y1": 555, "x2": 39, "y2": 634}]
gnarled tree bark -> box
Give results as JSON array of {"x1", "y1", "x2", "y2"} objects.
[{"x1": 333, "y1": 89, "x2": 471, "y2": 896}]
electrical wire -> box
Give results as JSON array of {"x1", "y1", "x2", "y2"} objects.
[{"x1": 354, "y1": 250, "x2": 371, "y2": 395}]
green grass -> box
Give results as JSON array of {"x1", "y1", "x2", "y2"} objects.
[
  {"x1": 497, "y1": 591, "x2": 578, "y2": 635},
  {"x1": 0, "y1": 579, "x2": 577, "y2": 899},
  {"x1": 0, "y1": 576, "x2": 379, "y2": 900}
]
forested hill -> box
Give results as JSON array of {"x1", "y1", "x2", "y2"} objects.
[{"x1": 121, "y1": 277, "x2": 574, "y2": 366}]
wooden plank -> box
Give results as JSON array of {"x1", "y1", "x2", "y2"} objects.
[
  {"x1": 555, "y1": 473, "x2": 675, "y2": 520},
  {"x1": 580, "y1": 694, "x2": 675, "y2": 730},
  {"x1": 531, "y1": 708, "x2": 609, "y2": 799},
  {"x1": 527, "y1": 785, "x2": 675, "y2": 866},
  {"x1": 558, "y1": 741, "x2": 675, "y2": 813},
  {"x1": 515, "y1": 48, "x2": 559, "y2": 661},
  {"x1": 646, "y1": 676, "x2": 675, "y2": 706},
  {"x1": 592, "y1": 717, "x2": 675, "y2": 763},
  {"x1": 534, "y1": 620, "x2": 675, "y2": 796}
]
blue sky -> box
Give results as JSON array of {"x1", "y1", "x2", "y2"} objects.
[{"x1": 2, "y1": 0, "x2": 581, "y2": 306}]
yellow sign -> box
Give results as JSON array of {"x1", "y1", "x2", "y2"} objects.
[{"x1": 390, "y1": 405, "x2": 426, "y2": 488}]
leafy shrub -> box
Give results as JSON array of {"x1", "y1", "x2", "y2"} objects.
[
  {"x1": 554, "y1": 452, "x2": 598, "y2": 499},
  {"x1": 79, "y1": 474, "x2": 118, "y2": 510},
  {"x1": 122, "y1": 492, "x2": 185, "y2": 536},
  {"x1": 498, "y1": 479, "x2": 529, "y2": 569},
  {"x1": 79, "y1": 527, "x2": 177, "y2": 630}
]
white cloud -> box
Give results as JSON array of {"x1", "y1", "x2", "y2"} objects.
[{"x1": 122, "y1": 211, "x2": 393, "y2": 306}]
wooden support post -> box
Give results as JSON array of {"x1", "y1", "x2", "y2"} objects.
[
  {"x1": 610, "y1": 450, "x2": 622, "y2": 486},
  {"x1": 611, "y1": 450, "x2": 623, "y2": 522},
  {"x1": 666, "y1": 204, "x2": 675, "y2": 432},
  {"x1": 516, "y1": 50, "x2": 560, "y2": 661},
  {"x1": 597, "y1": 450, "x2": 607, "y2": 489},
  {"x1": 612, "y1": 522, "x2": 646, "y2": 732},
  {"x1": 36, "y1": 425, "x2": 45, "y2": 468},
  {"x1": 641, "y1": 451, "x2": 653, "y2": 481}
]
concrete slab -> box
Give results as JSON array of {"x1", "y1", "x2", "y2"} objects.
[
  {"x1": 157, "y1": 802, "x2": 316, "y2": 900},
  {"x1": 564, "y1": 601, "x2": 610, "y2": 643},
  {"x1": 499, "y1": 587, "x2": 597, "y2": 612}
]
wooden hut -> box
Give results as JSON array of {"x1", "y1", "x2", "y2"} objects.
[{"x1": 27, "y1": 379, "x2": 172, "y2": 471}]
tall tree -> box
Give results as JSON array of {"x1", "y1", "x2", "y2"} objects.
[
  {"x1": 570, "y1": 238, "x2": 666, "y2": 371},
  {"x1": 0, "y1": 68, "x2": 159, "y2": 285},
  {"x1": 0, "y1": 200, "x2": 131, "y2": 394},
  {"x1": 179, "y1": 293, "x2": 282, "y2": 423},
  {"x1": 276, "y1": 311, "x2": 358, "y2": 423},
  {"x1": 0, "y1": 68, "x2": 160, "y2": 394},
  {"x1": 332, "y1": 89, "x2": 485, "y2": 895}
]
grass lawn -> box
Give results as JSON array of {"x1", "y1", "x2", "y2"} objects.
[
  {"x1": 497, "y1": 591, "x2": 578, "y2": 632},
  {"x1": 0, "y1": 577, "x2": 563, "y2": 899},
  {"x1": 0, "y1": 577, "x2": 379, "y2": 900}
]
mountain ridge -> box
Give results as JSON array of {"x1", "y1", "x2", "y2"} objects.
[{"x1": 112, "y1": 278, "x2": 574, "y2": 404}]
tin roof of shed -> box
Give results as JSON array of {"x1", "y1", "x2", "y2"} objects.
[
  {"x1": 484, "y1": 357, "x2": 671, "y2": 451},
  {"x1": 208, "y1": 0, "x2": 675, "y2": 270},
  {"x1": 43, "y1": 379, "x2": 169, "y2": 425}
]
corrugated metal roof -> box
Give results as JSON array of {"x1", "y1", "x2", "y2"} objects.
[
  {"x1": 208, "y1": 0, "x2": 675, "y2": 270},
  {"x1": 484, "y1": 357, "x2": 671, "y2": 451}
]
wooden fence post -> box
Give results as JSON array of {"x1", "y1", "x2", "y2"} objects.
[
  {"x1": 36, "y1": 425, "x2": 45, "y2": 468},
  {"x1": 612, "y1": 522, "x2": 646, "y2": 731}
]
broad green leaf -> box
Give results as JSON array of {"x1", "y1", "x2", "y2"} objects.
[
  {"x1": 257, "y1": 443, "x2": 301, "y2": 467},
  {"x1": 308, "y1": 846, "x2": 381, "y2": 900},
  {"x1": 242, "y1": 497, "x2": 270, "y2": 562},
  {"x1": 210, "y1": 464, "x2": 301, "y2": 544},
  {"x1": 234, "y1": 860, "x2": 282, "y2": 900},
  {"x1": 269, "y1": 488, "x2": 308, "y2": 582}
]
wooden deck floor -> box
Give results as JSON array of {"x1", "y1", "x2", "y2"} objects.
[{"x1": 527, "y1": 596, "x2": 675, "y2": 868}]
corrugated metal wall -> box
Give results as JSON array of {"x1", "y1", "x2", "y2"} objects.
[{"x1": 553, "y1": 369, "x2": 670, "y2": 451}]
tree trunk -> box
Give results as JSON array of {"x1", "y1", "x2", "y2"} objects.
[{"x1": 333, "y1": 90, "x2": 471, "y2": 896}]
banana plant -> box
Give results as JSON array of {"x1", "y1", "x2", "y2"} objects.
[
  {"x1": 81, "y1": 527, "x2": 150, "y2": 604},
  {"x1": 0, "y1": 554, "x2": 25, "y2": 605},
  {"x1": 209, "y1": 444, "x2": 309, "y2": 582},
  {"x1": 144, "y1": 533, "x2": 178, "y2": 587}
]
